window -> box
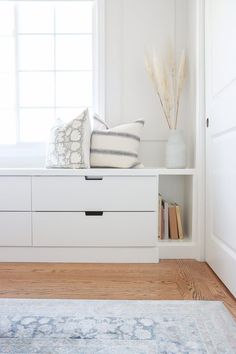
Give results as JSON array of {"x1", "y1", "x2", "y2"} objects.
[{"x1": 0, "y1": 0, "x2": 98, "y2": 146}]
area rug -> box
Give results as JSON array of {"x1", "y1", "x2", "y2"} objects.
[{"x1": 0, "y1": 300, "x2": 235, "y2": 353}]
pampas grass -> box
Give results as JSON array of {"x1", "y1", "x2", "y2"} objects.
[{"x1": 145, "y1": 45, "x2": 186, "y2": 130}]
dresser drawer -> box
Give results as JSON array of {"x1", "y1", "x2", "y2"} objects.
[
  {"x1": 0, "y1": 177, "x2": 31, "y2": 211},
  {"x1": 33, "y1": 212, "x2": 156, "y2": 247},
  {"x1": 0, "y1": 212, "x2": 31, "y2": 246},
  {"x1": 32, "y1": 176, "x2": 157, "y2": 211}
]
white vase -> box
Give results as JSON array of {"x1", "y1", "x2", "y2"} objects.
[{"x1": 165, "y1": 129, "x2": 187, "y2": 169}]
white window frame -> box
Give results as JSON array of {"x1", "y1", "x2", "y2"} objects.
[
  {"x1": 0, "y1": 0, "x2": 105, "y2": 166},
  {"x1": 93, "y1": 0, "x2": 105, "y2": 120}
]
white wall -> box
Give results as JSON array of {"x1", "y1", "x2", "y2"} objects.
[{"x1": 105, "y1": 0, "x2": 196, "y2": 167}]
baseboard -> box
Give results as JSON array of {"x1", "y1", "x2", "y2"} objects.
[{"x1": 0, "y1": 247, "x2": 159, "y2": 263}]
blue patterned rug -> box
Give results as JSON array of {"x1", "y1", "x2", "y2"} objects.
[{"x1": 0, "y1": 299, "x2": 235, "y2": 353}]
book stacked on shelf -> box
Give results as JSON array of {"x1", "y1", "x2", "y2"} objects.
[{"x1": 158, "y1": 194, "x2": 184, "y2": 240}]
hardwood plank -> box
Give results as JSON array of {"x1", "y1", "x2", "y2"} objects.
[{"x1": 0, "y1": 260, "x2": 235, "y2": 319}]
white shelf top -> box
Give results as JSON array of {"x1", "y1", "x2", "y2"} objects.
[
  {"x1": 156, "y1": 168, "x2": 195, "y2": 176},
  {"x1": 0, "y1": 167, "x2": 195, "y2": 176},
  {"x1": 157, "y1": 239, "x2": 195, "y2": 246}
]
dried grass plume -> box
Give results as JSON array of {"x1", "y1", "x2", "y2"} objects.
[{"x1": 145, "y1": 45, "x2": 186, "y2": 129}]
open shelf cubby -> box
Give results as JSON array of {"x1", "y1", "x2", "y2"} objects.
[{"x1": 158, "y1": 171, "x2": 194, "y2": 245}]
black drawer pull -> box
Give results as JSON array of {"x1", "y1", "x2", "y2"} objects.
[
  {"x1": 85, "y1": 211, "x2": 104, "y2": 216},
  {"x1": 85, "y1": 176, "x2": 103, "y2": 181}
]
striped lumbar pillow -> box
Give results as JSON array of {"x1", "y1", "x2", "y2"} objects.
[
  {"x1": 90, "y1": 118, "x2": 144, "y2": 168},
  {"x1": 93, "y1": 113, "x2": 109, "y2": 130}
]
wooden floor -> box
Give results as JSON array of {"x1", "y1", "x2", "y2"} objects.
[{"x1": 0, "y1": 260, "x2": 235, "y2": 319}]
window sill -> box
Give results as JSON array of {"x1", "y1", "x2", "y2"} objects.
[{"x1": 0, "y1": 143, "x2": 46, "y2": 168}]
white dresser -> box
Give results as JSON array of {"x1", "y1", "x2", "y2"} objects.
[{"x1": 0, "y1": 169, "x2": 159, "y2": 263}]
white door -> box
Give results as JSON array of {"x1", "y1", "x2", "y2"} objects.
[{"x1": 205, "y1": 0, "x2": 236, "y2": 297}]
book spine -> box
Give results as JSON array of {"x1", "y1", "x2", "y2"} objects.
[
  {"x1": 158, "y1": 195, "x2": 162, "y2": 239},
  {"x1": 168, "y1": 205, "x2": 179, "y2": 240},
  {"x1": 164, "y1": 201, "x2": 169, "y2": 239},
  {"x1": 161, "y1": 201, "x2": 164, "y2": 240},
  {"x1": 176, "y1": 204, "x2": 184, "y2": 239}
]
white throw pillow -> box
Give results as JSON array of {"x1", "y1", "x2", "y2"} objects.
[
  {"x1": 46, "y1": 109, "x2": 91, "y2": 169},
  {"x1": 90, "y1": 118, "x2": 144, "y2": 168}
]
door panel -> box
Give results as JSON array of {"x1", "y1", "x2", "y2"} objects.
[
  {"x1": 205, "y1": 0, "x2": 236, "y2": 297},
  {"x1": 211, "y1": 1, "x2": 236, "y2": 94},
  {"x1": 212, "y1": 132, "x2": 236, "y2": 251}
]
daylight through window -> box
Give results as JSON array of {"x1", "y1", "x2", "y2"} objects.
[{"x1": 0, "y1": 0, "x2": 94, "y2": 144}]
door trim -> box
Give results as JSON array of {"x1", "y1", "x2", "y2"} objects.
[{"x1": 195, "y1": 0, "x2": 206, "y2": 261}]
